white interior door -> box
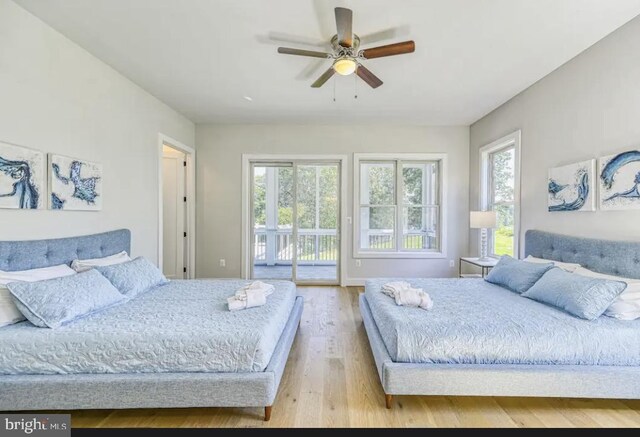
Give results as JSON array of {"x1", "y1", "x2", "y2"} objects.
[{"x1": 162, "y1": 146, "x2": 186, "y2": 279}]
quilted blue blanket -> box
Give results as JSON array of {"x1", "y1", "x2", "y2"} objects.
[
  {"x1": 0, "y1": 279, "x2": 297, "y2": 375},
  {"x1": 364, "y1": 278, "x2": 640, "y2": 366}
]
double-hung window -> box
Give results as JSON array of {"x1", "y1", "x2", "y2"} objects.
[
  {"x1": 355, "y1": 154, "x2": 446, "y2": 258},
  {"x1": 480, "y1": 131, "x2": 521, "y2": 258}
]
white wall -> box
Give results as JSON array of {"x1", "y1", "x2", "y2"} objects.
[
  {"x1": 470, "y1": 15, "x2": 640, "y2": 255},
  {"x1": 0, "y1": 0, "x2": 195, "y2": 261},
  {"x1": 196, "y1": 124, "x2": 469, "y2": 282}
]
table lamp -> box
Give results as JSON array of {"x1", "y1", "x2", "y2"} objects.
[{"x1": 470, "y1": 210, "x2": 497, "y2": 261}]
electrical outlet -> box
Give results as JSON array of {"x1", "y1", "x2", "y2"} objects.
[
  {"x1": 347, "y1": 216, "x2": 352, "y2": 225},
  {"x1": 449, "y1": 260, "x2": 455, "y2": 268},
  {"x1": 355, "y1": 259, "x2": 361, "y2": 267},
  {"x1": 219, "y1": 259, "x2": 226, "y2": 267}
]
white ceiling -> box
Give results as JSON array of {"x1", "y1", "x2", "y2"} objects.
[{"x1": 14, "y1": 0, "x2": 640, "y2": 125}]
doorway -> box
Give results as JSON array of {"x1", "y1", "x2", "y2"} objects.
[
  {"x1": 158, "y1": 134, "x2": 196, "y2": 279},
  {"x1": 244, "y1": 157, "x2": 345, "y2": 285}
]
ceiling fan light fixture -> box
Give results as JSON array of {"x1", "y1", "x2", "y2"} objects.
[{"x1": 333, "y1": 57, "x2": 357, "y2": 76}]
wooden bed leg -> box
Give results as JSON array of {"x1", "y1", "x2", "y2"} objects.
[
  {"x1": 264, "y1": 406, "x2": 272, "y2": 421},
  {"x1": 385, "y1": 394, "x2": 393, "y2": 409}
]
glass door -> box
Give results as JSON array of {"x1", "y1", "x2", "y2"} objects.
[
  {"x1": 251, "y1": 163, "x2": 295, "y2": 280},
  {"x1": 295, "y1": 163, "x2": 340, "y2": 284},
  {"x1": 250, "y1": 160, "x2": 340, "y2": 284}
]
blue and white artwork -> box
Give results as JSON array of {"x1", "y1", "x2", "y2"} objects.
[
  {"x1": 548, "y1": 159, "x2": 596, "y2": 212},
  {"x1": 49, "y1": 154, "x2": 102, "y2": 211},
  {"x1": 0, "y1": 141, "x2": 45, "y2": 209},
  {"x1": 599, "y1": 150, "x2": 640, "y2": 211}
]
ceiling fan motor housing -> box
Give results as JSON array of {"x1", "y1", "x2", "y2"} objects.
[{"x1": 331, "y1": 34, "x2": 361, "y2": 52}]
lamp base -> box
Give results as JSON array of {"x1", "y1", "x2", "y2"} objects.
[
  {"x1": 479, "y1": 228, "x2": 490, "y2": 261},
  {"x1": 477, "y1": 256, "x2": 493, "y2": 263}
]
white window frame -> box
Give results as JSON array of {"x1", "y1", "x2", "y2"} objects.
[
  {"x1": 479, "y1": 131, "x2": 521, "y2": 258},
  {"x1": 353, "y1": 153, "x2": 447, "y2": 259}
]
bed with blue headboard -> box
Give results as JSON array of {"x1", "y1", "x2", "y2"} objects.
[
  {"x1": 0, "y1": 230, "x2": 303, "y2": 421},
  {"x1": 361, "y1": 230, "x2": 640, "y2": 408}
]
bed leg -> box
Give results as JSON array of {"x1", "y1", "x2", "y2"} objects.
[
  {"x1": 264, "y1": 406, "x2": 272, "y2": 421},
  {"x1": 385, "y1": 394, "x2": 393, "y2": 409}
]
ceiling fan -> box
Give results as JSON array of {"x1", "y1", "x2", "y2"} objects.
[{"x1": 277, "y1": 7, "x2": 415, "y2": 89}]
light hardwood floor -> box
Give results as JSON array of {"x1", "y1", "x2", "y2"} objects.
[{"x1": 67, "y1": 286, "x2": 640, "y2": 428}]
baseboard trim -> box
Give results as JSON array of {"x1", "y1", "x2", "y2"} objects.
[{"x1": 344, "y1": 278, "x2": 367, "y2": 287}]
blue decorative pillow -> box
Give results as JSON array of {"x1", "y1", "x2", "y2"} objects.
[
  {"x1": 7, "y1": 270, "x2": 126, "y2": 328},
  {"x1": 522, "y1": 268, "x2": 627, "y2": 320},
  {"x1": 485, "y1": 255, "x2": 554, "y2": 294},
  {"x1": 96, "y1": 257, "x2": 168, "y2": 298}
]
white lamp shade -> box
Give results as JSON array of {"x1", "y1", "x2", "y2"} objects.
[{"x1": 470, "y1": 211, "x2": 497, "y2": 229}]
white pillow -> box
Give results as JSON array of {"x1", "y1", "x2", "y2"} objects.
[
  {"x1": 71, "y1": 251, "x2": 131, "y2": 273},
  {"x1": 0, "y1": 264, "x2": 77, "y2": 328},
  {"x1": 0, "y1": 289, "x2": 24, "y2": 328},
  {"x1": 524, "y1": 255, "x2": 581, "y2": 273},
  {"x1": 573, "y1": 266, "x2": 640, "y2": 321}
]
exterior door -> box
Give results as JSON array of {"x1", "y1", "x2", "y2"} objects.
[{"x1": 250, "y1": 160, "x2": 340, "y2": 285}]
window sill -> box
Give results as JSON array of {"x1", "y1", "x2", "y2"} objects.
[{"x1": 354, "y1": 251, "x2": 447, "y2": 260}]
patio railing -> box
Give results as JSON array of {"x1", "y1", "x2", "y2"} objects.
[
  {"x1": 254, "y1": 228, "x2": 338, "y2": 265},
  {"x1": 364, "y1": 230, "x2": 438, "y2": 250},
  {"x1": 254, "y1": 228, "x2": 438, "y2": 265}
]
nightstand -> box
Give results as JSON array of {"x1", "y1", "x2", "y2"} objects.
[{"x1": 459, "y1": 257, "x2": 498, "y2": 278}]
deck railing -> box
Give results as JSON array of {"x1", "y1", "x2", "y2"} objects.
[
  {"x1": 253, "y1": 228, "x2": 338, "y2": 265},
  {"x1": 254, "y1": 228, "x2": 437, "y2": 265}
]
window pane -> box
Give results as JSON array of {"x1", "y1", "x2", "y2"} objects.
[
  {"x1": 493, "y1": 204, "x2": 514, "y2": 257},
  {"x1": 253, "y1": 167, "x2": 266, "y2": 227},
  {"x1": 402, "y1": 207, "x2": 438, "y2": 250},
  {"x1": 296, "y1": 166, "x2": 316, "y2": 229},
  {"x1": 491, "y1": 147, "x2": 515, "y2": 203},
  {"x1": 277, "y1": 167, "x2": 293, "y2": 229},
  {"x1": 359, "y1": 206, "x2": 395, "y2": 250},
  {"x1": 402, "y1": 162, "x2": 438, "y2": 205},
  {"x1": 402, "y1": 165, "x2": 423, "y2": 205},
  {"x1": 319, "y1": 166, "x2": 338, "y2": 229},
  {"x1": 360, "y1": 163, "x2": 394, "y2": 205}
]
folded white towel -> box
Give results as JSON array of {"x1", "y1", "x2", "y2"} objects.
[
  {"x1": 228, "y1": 281, "x2": 274, "y2": 311},
  {"x1": 228, "y1": 289, "x2": 268, "y2": 311},
  {"x1": 381, "y1": 281, "x2": 412, "y2": 297},
  {"x1": 381, "y1": 281, "x2": 433, "y2": 310},
  {"x1": 393, "y1": 287, "x2": 433, "y2": 310}
]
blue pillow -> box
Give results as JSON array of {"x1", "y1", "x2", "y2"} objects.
[
  {"x1": 7, "y1": 270, "x2": 126, "y2": 328},
  {"x1": 522, "y1": 268, "x2": 627, "y2": 320},
  {"x1": 96, "y1": 257, "x2": 168, "y2": 298},
  {"x1": 485, "y1": 255, "x2": 554, "y2": 293}
]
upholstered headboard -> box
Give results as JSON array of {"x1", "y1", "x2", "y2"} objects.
[
  {"x1": 0, "y1": 229, "x2": 131, "y2": 272},
  {"x1": 525, "y1": 230, "x2": 640, "y2": 279}
]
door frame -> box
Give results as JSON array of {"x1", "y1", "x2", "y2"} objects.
[
  {"x1": 241, "y1": 154, "x2": 348, "y2": 286},
  {"x1": 158, "y1": 133, "x2": 196, "y2": 278}
]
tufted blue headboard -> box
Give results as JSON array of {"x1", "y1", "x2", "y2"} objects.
[
  {"x1": 525, "y1": 230, "x2": 640, "y2": 279},
  {"x1": 0, "y1": 229, "x2": 131, "y2": 272}
]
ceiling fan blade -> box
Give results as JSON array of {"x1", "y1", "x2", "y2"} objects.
[
  {"x1": 356, "y1": 64, "x2": 383, "y2": 89},
  {"x1": 311, "y1": 68, "x2": 336, "y2": 88},
  {"x1": 335, "y1": 7, "x2": 353, "y2": 47},
  {"x1": 361, "y1": 41, "x2": 415, "y2": 59},
  {"x1": 278, "y1": 47, "x2": 331, "y2": 58}
]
